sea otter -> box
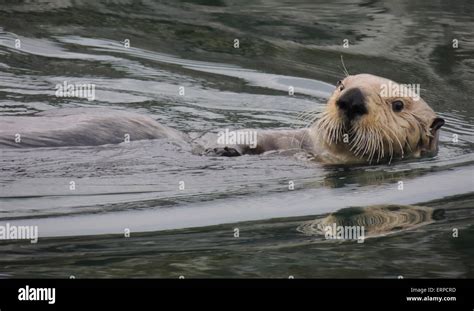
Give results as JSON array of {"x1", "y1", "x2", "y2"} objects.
[
  {"x1": 207, "y1": 74, "x2": 445, "y2": 164},
  {"x1": 0, "y1": 74, "x2": 444, "y2": 165}
]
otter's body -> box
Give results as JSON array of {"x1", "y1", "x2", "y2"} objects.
[
  {"x1": 0, "y1": 108, "x2": 186, "y2": 148},
  {"x1": 0, "y1": 74, "x2": 444, "y2": 165}
]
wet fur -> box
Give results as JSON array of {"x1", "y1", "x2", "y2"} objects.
[{"x1": 0, "y1": 74, "x2": 444, "y2": 166}]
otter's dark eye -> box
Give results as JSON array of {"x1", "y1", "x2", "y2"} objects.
[
  {"x1": 336, "y1": 80, "x2": 344, "y2": 91},
  {"x1": 392, "y1": 100, "x2": 404, "y2": 112}
]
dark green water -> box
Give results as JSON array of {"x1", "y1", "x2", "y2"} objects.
[{"x1": 0, "y1": 0, "x2": 473, "y2": 278}]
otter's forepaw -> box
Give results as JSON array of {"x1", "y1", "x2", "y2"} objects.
[{"x1": 206, "y1": 147, "x2": 241, "y2": 157}]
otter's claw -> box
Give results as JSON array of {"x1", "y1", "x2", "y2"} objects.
[{"x1": 206, "y1": 147, "x2": 241, "y2": 157}]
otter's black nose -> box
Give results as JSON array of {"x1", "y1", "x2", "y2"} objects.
[{"x1": 336, "y1": 88, "x2": 367, "y2": 120}]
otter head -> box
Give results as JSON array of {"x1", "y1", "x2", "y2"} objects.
[{"x1": 315, "y1": 74, "x2": 444, "y2": 163}]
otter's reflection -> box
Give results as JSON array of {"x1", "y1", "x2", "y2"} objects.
[{"x1": 297, "y1": 205, "x2": 445, "y2": 241}]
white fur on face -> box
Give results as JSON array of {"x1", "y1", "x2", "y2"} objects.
[{"x1": 315, "y1": 74, "x2": 437, "y2": 163}]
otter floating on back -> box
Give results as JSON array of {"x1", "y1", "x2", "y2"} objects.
[{"x1": 0, "y1": 74, "x2": 445, "y2": 165}]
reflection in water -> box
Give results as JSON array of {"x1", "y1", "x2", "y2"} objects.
[
  {"x1": 297, "y1": 205, "x2": 445, "y2": 239},
  {"x1": 0, "y1": 194, "x2": 472, "y2": 278}
]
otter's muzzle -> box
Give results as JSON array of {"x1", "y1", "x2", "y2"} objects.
[{"x1": 336, "y1": 88, "x2": 367, "y2": 120}]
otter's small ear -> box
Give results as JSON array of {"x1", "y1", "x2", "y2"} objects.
[{"x1": 430, "y1": 117, "x2": 445, "y2": 133}]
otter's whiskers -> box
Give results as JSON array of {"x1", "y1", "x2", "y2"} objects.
[{"x1": 315, "y1": 111, "x2": 345, "y2": 146}]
